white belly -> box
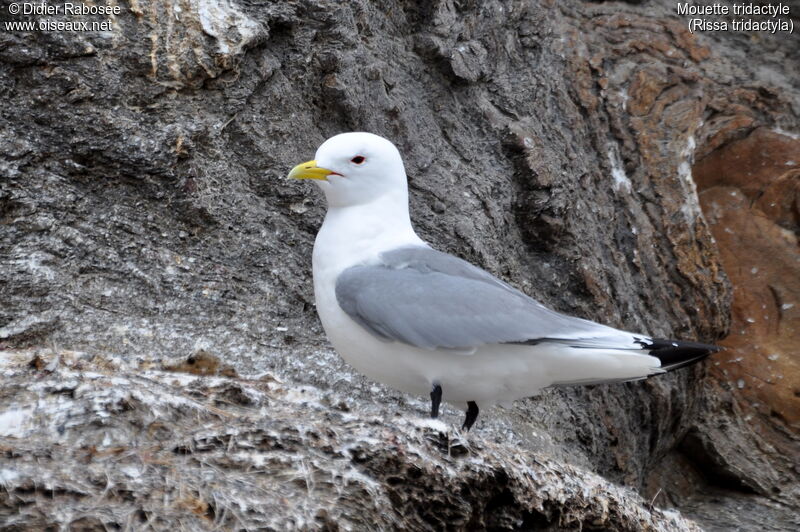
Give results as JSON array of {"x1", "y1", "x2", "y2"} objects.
[
  {"x1": 315, "y1": 268, "x2": 497, "y2": 402},
  {"x1": 317, "y1": 301, "x2": 550, "y2": 403},
  {"x1": 315, "y1": 273, "x2": 561, "y2": 404}
]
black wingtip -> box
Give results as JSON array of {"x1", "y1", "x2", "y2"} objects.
[{"x1": 638, "y1": 337, "x2": 722, "y2": 372}]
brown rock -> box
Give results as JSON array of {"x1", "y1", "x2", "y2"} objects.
[
  {"x1": 695, "y1": 127, "x2": 800, "y2": 203},
  {"x1": 698, "y1": 129, "x2": 800, "y2": 429},
  {"x1": 701, "y1": 186, "x2": 800, "y2": 426},
  {"x1": 756, "y1": 169, "x2": 800, "y2": 232},
  {"x1": 162, "y1": 349, "x2": 238, "y2": 378}
]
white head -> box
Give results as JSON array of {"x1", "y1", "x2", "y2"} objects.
[{"x1": 288, "y1": 132, "x2": 408, "y2": 208}]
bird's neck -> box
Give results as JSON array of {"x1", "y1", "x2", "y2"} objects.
[{"x1": 313, "y1": 191, "x2": 424, "y2": 274}]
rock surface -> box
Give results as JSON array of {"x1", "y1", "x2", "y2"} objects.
[
  {"x1": 0, "y1": 350, "x2": 702, "y2": 531},
  {"x1": 1, "y1": 0, "x2": 798, "y2": 529},
  {"x1": 686, "y1": 127, "x2": 800, "y2": 529},
  {"x1": 697, "y1": 128, "x2": 799, "y2": 429}
]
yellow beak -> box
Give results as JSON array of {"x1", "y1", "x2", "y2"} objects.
[{"x1": 287, "y1": 159, "x2": 334, "y2": 181}]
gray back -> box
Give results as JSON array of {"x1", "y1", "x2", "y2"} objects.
[{"x1": 335, "y1": 246, "x2": 613, "y2": 350}]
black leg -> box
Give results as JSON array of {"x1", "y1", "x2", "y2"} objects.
[
  {"x1": 430, "y1": 383, "x2": 442, "y2": 418},
  {"x1": 462, "y1": 401, "x2": 479, "y2": 431}
]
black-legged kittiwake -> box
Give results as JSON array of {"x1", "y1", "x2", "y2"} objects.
[{"x1": 288, "y1": 132, "x2": 720, "y2": 430}]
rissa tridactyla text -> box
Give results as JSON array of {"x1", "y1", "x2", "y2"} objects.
[{"x1": 288, "y1": 132, "x2": 720, "y2": 430}]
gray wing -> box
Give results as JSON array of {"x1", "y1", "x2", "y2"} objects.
[{"x1": 335, "y1": 246, "x2": 625, "y2": 351}]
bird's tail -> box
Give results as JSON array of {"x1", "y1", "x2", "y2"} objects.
[
  {"x1": 547, "y1": 336, "x2": 721, "y2": 388},
  {"x1": 638, "y1": 337, "x2": 722, "y2": 372}
]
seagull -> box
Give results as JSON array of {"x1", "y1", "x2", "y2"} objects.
[{"x1": 288, "y1": 132, "x2": 720, "y2": 431}]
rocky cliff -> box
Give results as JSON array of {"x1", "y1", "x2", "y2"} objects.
[{"x1": 1, "y1": 0, "x2": 798, "y2": 530}]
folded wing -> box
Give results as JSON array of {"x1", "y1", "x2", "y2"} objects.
[{"x1": 335, "y1": 246, "x2": 633, "y2": 351}]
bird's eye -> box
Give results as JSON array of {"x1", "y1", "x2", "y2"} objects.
[{"x1": 350, "y1": 156, "x2": 366, "y2": 165}]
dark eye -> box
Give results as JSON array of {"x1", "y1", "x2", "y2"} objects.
[{"x1": 350, "y1": 156, "x2": 366, "y2": 165}]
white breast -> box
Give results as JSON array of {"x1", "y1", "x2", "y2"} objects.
[{"x1": 311, "y1": 192, "x2": 429, "y2": 389}]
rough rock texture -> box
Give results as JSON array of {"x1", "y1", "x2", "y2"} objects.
[
  {"x1": 685, "y1": 127, "x2": 800, "y2": 529},
  {"x1": 0, "y1": 350, "x2": 702, "y2": 531},
  {"x1": 1, "y1": 0, "x2": 798, "y2": 529},
  {"x1": 696, "y1": 128, "x2": 799, "y2": 428}
]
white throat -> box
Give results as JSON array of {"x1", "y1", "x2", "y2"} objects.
[{"x1": 312, "y1": 189, "x2": 425, "y2": 276}]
